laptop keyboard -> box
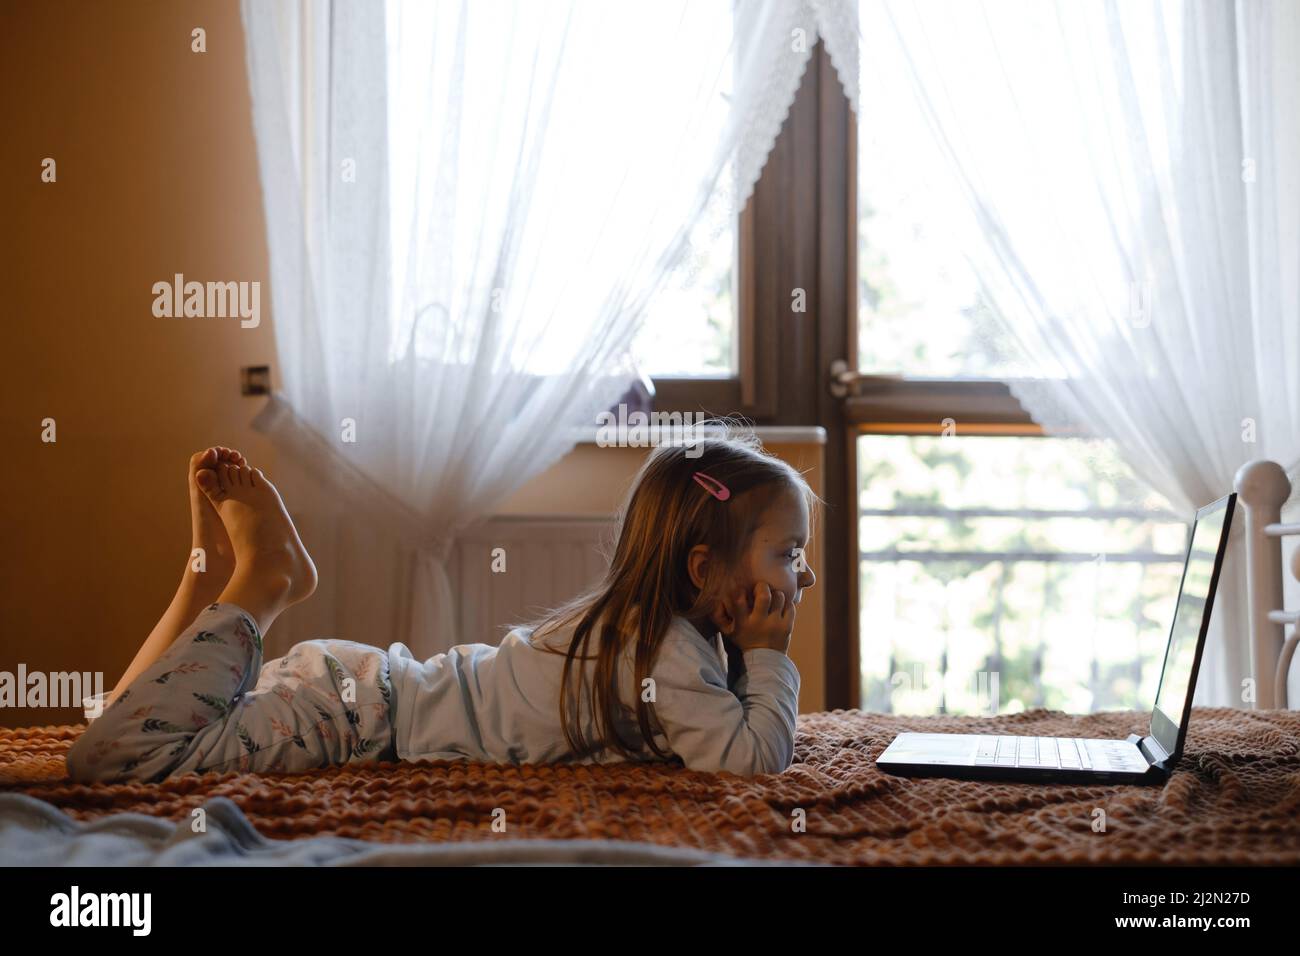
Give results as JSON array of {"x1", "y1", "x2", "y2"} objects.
[{"x1": 973, "y1": 736, "x2": 1150, "y2": 773}]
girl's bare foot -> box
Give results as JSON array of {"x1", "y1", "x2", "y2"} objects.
[
  {"x1": 188, "y1": 447, "x2": 240, "y2": 603},
  {"x1": 103, "y1": 447, "x2": 251, "y2": 706},
  {"x1": 196, "y1": 461, "x2": 317, "y2": 633}
]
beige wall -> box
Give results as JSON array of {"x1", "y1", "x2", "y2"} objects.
[
  {"x1": 1, "y1": 0, "x2": 279, "y2": 727},
  {"x1": 0, "y1": 0, "x2": 826, "y2": 727}
]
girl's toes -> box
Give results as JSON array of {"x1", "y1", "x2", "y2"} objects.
[
  {"x1": 191, "y1": 448, "x2": 219, "y2": 474},
  {"x1": 196, "y1": 468, "x2": 222, "y2": 499}
]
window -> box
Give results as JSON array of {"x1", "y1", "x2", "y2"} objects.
[
  {"x1": 854, "y1": 87, "x2": 1188, "y2": 715},
  {"x1": 384, "y1": 0, "x2": 740, "y2": 379},
  {"x1": 637, "y1": 39, "x2": 1186, "y2": 714},
  {"x1": 857, "y1": 435, "x2": 1187, "y2": 715},
  {"x1": 858, "y1": 148, "x2": 1016, "y2": 379},
  {"x1": 631, "y1": 169, "x2": 737, "y2": 378}
]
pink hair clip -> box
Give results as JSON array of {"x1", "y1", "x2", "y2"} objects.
[{"x1": 693, "y1": 471, "x2": 730, "y2": 501}]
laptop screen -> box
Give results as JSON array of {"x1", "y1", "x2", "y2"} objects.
[{"x1": 1152, "y1": 496, "x2": 1233, "y2": 739}]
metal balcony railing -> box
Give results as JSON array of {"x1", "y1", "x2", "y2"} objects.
[{"x1": 859, "y1": 505, "x2": 1189, "y2": 715}]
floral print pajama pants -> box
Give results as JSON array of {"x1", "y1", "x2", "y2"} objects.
[{"x1": 66, "y1": 603, "x2": 396, "y2": 783}]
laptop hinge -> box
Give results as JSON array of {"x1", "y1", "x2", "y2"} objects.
[{"x1": 1131, "y1": 733, "x2": 1171, "y2": 767}]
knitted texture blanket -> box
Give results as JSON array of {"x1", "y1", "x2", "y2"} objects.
[{"x1": 2, "y1": 707, "x2": 1297, "y2": 864}]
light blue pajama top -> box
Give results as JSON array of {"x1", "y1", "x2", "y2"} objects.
[{"x1": 386, "y1": 611, "x2": 801, "y2": 776}]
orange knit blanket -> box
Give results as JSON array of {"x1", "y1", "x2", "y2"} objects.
[{"x1": 2, "y1": 707, "x2": 1297, "y2": 864}]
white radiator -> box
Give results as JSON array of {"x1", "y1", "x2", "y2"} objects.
[
  {"x1": 450, "y1": 516, "x2": 616, "y2": 645},
  {"x1": 268, "y1": 511, "x2": 614, "y2": 658}
]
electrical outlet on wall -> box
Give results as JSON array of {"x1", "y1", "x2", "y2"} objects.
[{"x1": 241, "y1": 365, "x2": 271, "y2": 395}]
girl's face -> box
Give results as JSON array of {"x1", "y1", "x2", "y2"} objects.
[
  {"x1": 687, "y1": 487, "x2": 816, "y2": 640},
  {"x1": 730, "y1": 489, "x2": 815, "y2": 612}
]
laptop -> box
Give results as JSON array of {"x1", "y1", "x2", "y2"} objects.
[{"x1": 876, "y1": 492, "x2": 1236, "y2": 786}]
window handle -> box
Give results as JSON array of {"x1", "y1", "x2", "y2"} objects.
[{"x1": 828, "y1": 359, "x2": 902, "y2": 399}]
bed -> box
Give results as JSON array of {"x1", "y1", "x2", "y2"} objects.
[
  {"x1": 1235, "y1": 459, "x2": 1300, "y2": 709},
  {"x1": 3, "y1": 459, "x2": 1298, "y2": 866},
  {"x1": 3, "y1": 705, "x2": 1298, "y2": 865}
]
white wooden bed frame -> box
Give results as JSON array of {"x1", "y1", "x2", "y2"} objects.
[{"x1": 1234, "y1": 459, "x2": 1299, "y2": 709}]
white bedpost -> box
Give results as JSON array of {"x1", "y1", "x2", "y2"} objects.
[{"x1": 1233, "y1": 460, "x2": 1292, "y2": 709}]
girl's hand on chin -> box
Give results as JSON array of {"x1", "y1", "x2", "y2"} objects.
[{"x1": 724, "y1": 581, "x2": 793, "y2": 655}]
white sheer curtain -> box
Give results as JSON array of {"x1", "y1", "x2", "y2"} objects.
[
  {"x1": 826, "y1": 0, "x2": 1300, "y2": 706},
  {"x1": 239, "y1": 0, "x2": 838, "y2": 657}
]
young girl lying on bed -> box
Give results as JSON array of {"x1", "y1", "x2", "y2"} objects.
[{"x1": 66, "y1": 430, "x2": 818, "y2": 783}]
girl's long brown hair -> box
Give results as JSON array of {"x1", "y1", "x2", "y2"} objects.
[{"x1": 509, "y1": 417, "x2": 823, "y2": 763}]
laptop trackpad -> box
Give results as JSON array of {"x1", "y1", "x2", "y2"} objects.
[{"x1": 879, "y1": 733, "x2": 975, "y2": 765}]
